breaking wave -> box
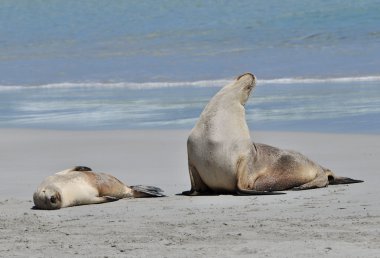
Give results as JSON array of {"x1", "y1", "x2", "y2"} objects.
[{"x1": 1, "y1": 75, "x2": 379, "y2": 91}]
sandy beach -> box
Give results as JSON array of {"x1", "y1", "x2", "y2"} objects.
[
  {"x1": 0, "y1": 129, "x2": 379, "y2": 257},
  {"x1": 2, "y1": 1, "x2": 379, "y2": 257}
]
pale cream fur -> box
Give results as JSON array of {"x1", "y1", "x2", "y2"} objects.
[{"x1": 187, "y1": 73, "x2": 255, "y2": 193}]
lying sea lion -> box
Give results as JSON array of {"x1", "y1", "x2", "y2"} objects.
[
  {"x1": 33, "y1": 166, "x2": 165, "y2": 209},
  {"x1": 184, "y1": 73, "x2": 363, "y2": 195}
]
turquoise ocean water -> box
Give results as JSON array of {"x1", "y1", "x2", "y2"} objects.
[{"x1": 0, "y1": 1, "x2": 379, "y2": 133}]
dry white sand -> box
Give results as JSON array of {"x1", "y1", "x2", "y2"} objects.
[{"x1": 0, "y1": 129, "x2": 379, "y2": 257}]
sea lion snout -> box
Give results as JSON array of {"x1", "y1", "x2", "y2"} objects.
[
  {"x1": 236, "y1": 72, "x2": 256, "y2": 83},
  {"x1": 33, "y1": 188, "x2": 62, "y2": 210},
  {"x1": 234, "y1": 72, "x2": 256, "y2": 105}
]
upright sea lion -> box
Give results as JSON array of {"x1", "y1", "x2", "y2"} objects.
[
  {"x1": 33, "y1": 166, "x2": 165, "y2": 209},
  {"x1": 184, "y1": 73, "x2": 363, "y2": 195}
]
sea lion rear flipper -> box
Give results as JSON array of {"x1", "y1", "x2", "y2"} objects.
[
  {"x1": 131, "y1": 185, "x2": 166, "y2": 197},
  {"x1": 328, "y1": 176, "x2": 364, "y2": 185},
  {"x1": 324, "y1": 170, "x2": 364, "y2": 185}
]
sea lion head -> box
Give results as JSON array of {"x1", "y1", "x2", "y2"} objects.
[
  {"x1": 222, "y1": 73, "x2": 256, "y2": 106},
  {"x1": 33, "y1": 187, "x2": 62, "y2": 210}
]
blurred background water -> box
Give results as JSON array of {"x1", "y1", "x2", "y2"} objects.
[{"x1": 0, "y1": 0, "x2": 379, "y2": 133}]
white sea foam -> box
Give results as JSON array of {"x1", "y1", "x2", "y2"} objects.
[
  {"x1": 1, "y1": 75, "x2": 379, "y2": 91},
  {"x1": 258, "y1": 75, "x2": 380, "y2": 84}
]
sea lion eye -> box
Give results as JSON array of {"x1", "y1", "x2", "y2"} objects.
[{"x1": 50, "y1": 196, "x2": 57, "y2": 203}]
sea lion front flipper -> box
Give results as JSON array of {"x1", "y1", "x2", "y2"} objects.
[
  {"x1": 73, "y1": 166, "x2": 92, "y2": 172},
  {"x1": 69, "y1": 196, "x2": 119, "y2": 207},
  {"x1": 182, "y1": 165, "x2": 213, "y2": 196},
  {"x1": 56, "y1": 166, "x2": 93, "y2": 175}
]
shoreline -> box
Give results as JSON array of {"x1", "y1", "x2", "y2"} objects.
[{"x1": 0, "y1": 129, "x2": 379, "y2": 257}]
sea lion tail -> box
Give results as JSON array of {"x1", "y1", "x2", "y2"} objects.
[{"x1": 130, "y1": 185, "x2": 166, "y2": 198}]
